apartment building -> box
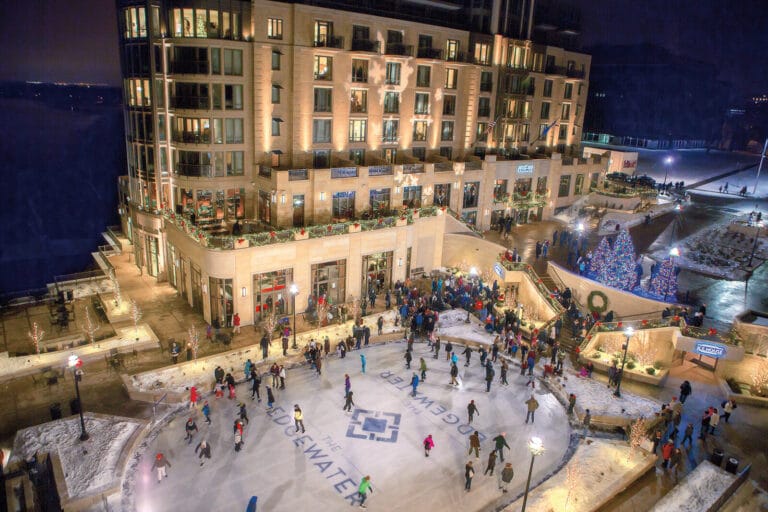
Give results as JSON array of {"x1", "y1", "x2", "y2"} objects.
[{"x1": 116, "y1": 0, "x2": 599, "y2": 327}]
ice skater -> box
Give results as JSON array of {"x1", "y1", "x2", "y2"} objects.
[
  {"x1": 525, "y1": 395, "x2": 539, "y2": 424},
  {"x1": 360, "y1": 353, "x2": 367, "y2": 374},
  {"x1": 484, "y1": 450, "x2": 497, "y2": 476},
  {"x1": 238, "y1": 402, "x2": 249, "y2": 425},
  {"x1": 250, "y1": 368, "x2": 261, "y2": 402},
  {"x1": 294, "y1": 404, "x2": 305, "y2": 433},
  {"x1": 423, "y1": 434, "x2": 435, "y2": 457},
  {"x1": 499, "y1": 463, "x2": 514, "y2": 492},
  {"x1": 195, "y1": 439, "x2": 211, "y2": 466},
  {"x1": 184, "y1": 417, "x2": 198, "y2": 444},
  {"x1": 410, "y1": 372, "x2": 420, "y2": 397},
  {"x1": 344, "y1": 391, "x2": 355, "y2": 412},
  {"x1": 467, "y1": 400, "x2": 479, "y2": 424},
  {"x1": 465, "y1": 461, "x2": 475, "y2": 491},
  {"x1": 151, "y1": 453, "x2": 171, "y2": 482},
  {"x1": 419, "y1": 357, "x2": 428, "y2": 381},
  {"x1": 201, "y1": 400, "x2": 211, "y2": 424},
  {"x1": 493, "y1": 433, "x2": 510, "y2": 462},
  {"x1": 357, "y1": 476, "x2": 374, "y2": 509},
  {"x1": 344, "y1": 373, "x2": 351, "y2": 398},
  {"x1": 266, "y1": 386, "x2": 275, "y2": 409}
]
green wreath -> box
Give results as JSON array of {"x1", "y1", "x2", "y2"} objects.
[{"x1": 587, "y1": 290, "x2": 609, "y2": 313}]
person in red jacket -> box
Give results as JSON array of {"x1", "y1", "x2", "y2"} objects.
[
  {"x1": 423, "y1": 434, "x2": 435, "y2": 457},
  {"x1": 661, "y1": 440, "x2": 674, "y2": 469},
  {"x1": 189, "y1": 386, "x2": 198, "y2": 408}
]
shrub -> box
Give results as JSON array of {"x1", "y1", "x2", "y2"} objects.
[
  {"x1": 653, "y1": 361, "x2": 663, "y2": 370},
  {"x1": 596, "y1": 345, "x2": 604, "y2": 352},
  {"x1": 592, "y1": 352, "x2": 602, "y2": 359},
  {"x1": 626, "y1": 361, "x2": 636, "y2": 370},
  {"x1": 646, "y1": 367, "x2": 656, "y2": 375},
  {"x1": 612, "y1": 359, "x2": 620, "y2": 366},
  {"x1": 726, "y1": 377, "x2": 742, "y2": 394}
]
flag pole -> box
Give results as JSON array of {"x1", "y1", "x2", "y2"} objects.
[{"x1": 753, "y1": 138, "x2": 767, "y2": 196}]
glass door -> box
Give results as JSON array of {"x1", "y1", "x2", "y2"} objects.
[{"x1": 292, "y1": 195, "x2": 305, "y2": 227}]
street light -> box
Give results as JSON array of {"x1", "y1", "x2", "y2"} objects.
[
  {"x1": 289, "y1": 283, "x2": 299, "y2": 350},
  {"x1": 67, "y1": 355, "x2": 89, "y2": 441},
  {"x1": 663, "y1": 156, "x2": 673, "y2": 188},
  {"x1": 521, "y1": 436, "x2": 546, "y2": 512},
  {"x1": 748, "y1": 221, "x2": 763, "y2": 268},
  {"x1": 466, "y1": 267, "x2": 478, "y2": 323},
  {"x1": 614, "y1": 326, "x2": 634, "y2": 398}
]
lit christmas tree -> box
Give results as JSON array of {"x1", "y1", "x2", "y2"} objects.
[
  {"x1": 588, "y1": 237, "x2": 612, "y2": 283},
  {"x1": 648, "y1": 257, "x2": 678, "y2": 300},
  {"x1": 606, "y1": 229, "x2": 638, "y2": 291}
]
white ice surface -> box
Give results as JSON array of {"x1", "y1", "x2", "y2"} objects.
[
  {"x1": 131, "y1": 342, "x2": 573, "y2": 512},
  {"x1": 10, "y1": 414, "x2": 140, "y2": 498}
]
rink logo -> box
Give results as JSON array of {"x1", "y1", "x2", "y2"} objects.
[
  {"x1": 694, "y1": 341, "x2": 726, "y2": 358},
  {"x1": 346, "y1": 409, "x2": 401, "y2": 443}
]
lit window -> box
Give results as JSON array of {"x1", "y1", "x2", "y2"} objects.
[
  {"x1": 314, "y1": 56, "x2": 333, "y2": 80},
  {"x1": 123, "y1": 7, "x2": 147, "y2": 39},
  {"x1": 313, "y1": 119, "x2": 332, "y2": 143},
  {"x1": 267, "y1": 18, "x2": 283, "y2": 39},
  {"x1": 383, "y1": 92, "x2": 399, "y2": 114},
  {"x1": 350, "y1": 89, "x2": 368, "y2": 114},
  {"x1": 414, "y1": 93, "x2": 429, "y2": 115},
  {"x1": 441, "y1": 121, "x2": 454, "y2": 141},
  {"x1": 445, "y1": 68, "x2": 458, "y2": 89},
  {"x1": 473, "y1": 43, "x2": 491, "y2": 65},
  {"x1": 385, "y1": 62, "x2": 401, "y2": 85},
  {"x1": 349, "y1": 119, "x2": 367, "y2": 142},
  {"x1": 383, "y1": 120, "x2": 399, "y2": 143},
  {"x1": 413, "y1": 121, "x2": 428, "y2": 142}
]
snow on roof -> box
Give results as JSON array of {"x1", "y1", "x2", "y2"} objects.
[{"x1": 650, "y1": 460, "x2": 737, "y2": 512}]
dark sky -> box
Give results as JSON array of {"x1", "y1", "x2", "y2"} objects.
[
  {"x1": 573, "y1": 0, "x2": 768, "y2": 96},
  {"x1": 0, "y1": 0, "x2": 766, "y2": 96}
]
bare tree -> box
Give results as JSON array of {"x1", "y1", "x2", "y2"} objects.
[
  {"x1": 564, "y1": 460, "x2": 582, "y2": 512},
  {"x1": 130, "y1": 299, "x2": 142, "y2": 335},
  {"x1": 109, "y1": 268, "x2": 122, "y2": 307},
  {"x1": 79, "y1": 307, "x2": 101, "y2": 345},
  {"x1": 628, "y1": 417, "x2": 649, "y2": 460},
  {"x1": 752, "y1": 361, "x2": 768, "y2": 397},
  {"x1": 187, "y1": 325, "x2": 200, "y2": 361},
  {"x1": 28, "y1": 322, "x2": 45, "y2": 355},
  {"x1": 263, "y1": 311, "x2": 278, "y2": 343}
]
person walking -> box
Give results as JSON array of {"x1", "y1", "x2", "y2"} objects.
[
  {"x1": 499, "y1": 463, "x2": 514, "y2": 492},
  {"x1": 344, "y1": 373, "x2": 351, "y2": 397},
  {"x1": 244, "y1": 359, "x2": 253, "y2": 381},
  {"x1": 651, "y1": 429, "x2": 663, "y2": 453},
  {"x1": 485, "y1": 363, "x2": 495, "y2": 392},
  {"x1": 423, "y1": 434, "x2": 435, "y2": 457},
  {"x1": 709, "y1": 408, "x2": 720, "y2": 434},
  {"x1": 669, "y1": 447, "x2": 683, "y2": 482},
  {"x1": 377, "y1": 316, "x2": 384, "y2": 336},
  {"x1": 360, "y1": 353, "x2": 367, "y2": 374},
  {"x1": 151, "y1": 453, "x2": 171, "y2": 482},
  {"x1": 294, "y1": 404, "x2": 306, "y2": 433},
  {"x1": 410, "y1": 373, "x2": 420, "y2": 397},
  {"x1": 357, "y1": 476, "x2": 374, "y2": 509},
  {"x1": 467, "y1": 400, "x2": 479, "y2": 424},
  {"x1": 462, "y1": 345, "x2": 472, "y2": 366},
  {"x1": 419, "y1": 357, "x2": 428, "y2": 382},
  {"x1": 722, "y1": 399, "x2": 736, "y2": 423},
  {"x1": 201, "y1": 400, "x2": 211, "y2": 424},
  {"x1": 250, "y1": 369, "x2": 261, "y2": 402},
  {"x1": 238, "y1": 402, "x2": 249, "y2": 425},
  {"x1": 404, "y1": 349, "x2": 412, "y2": 369},
  {"x1": 484, "y1": 450, "x2": 497, "y2": 476},
  {"x1": 450, "y1": 363, "x2": 459, "y2": 386},
  {"x1": 195, "y1": 439, "x2": 211, "y2": 466},
  {"x1": 344, "y1": 391, "x2": 355, "y2": 412},
  {"x1": 282, "y1": 334, "x2": 289, "y2": 356},
  {"x1": 679, "y1": 380, "x2": 692, "y2": 404},
  {"x1": 500, "y1": 360, "x2": 509, "y2": 385},
  {"x1": 465, "y1": 461, "x2": 475, "y2": 492},
  {"x1": 661, "y1": 440, "x2": 674, "y2": 469},
  {"x1": 681, "y1": 423, "x2": 694, "y2": 447},
  {"x1": 184, "y1": 417, "x2": 199, "y2": 444},
  {"x1": 493, "y1": 433, "x2": 510, "y2": 462},
  {"x1": 266, "y1": 386, "x2": 275, "y2": 409},
  {"x1": 468, "y1": 431, "x2": 481, "y2": 458},
  {"x1": 525, "y1": 395, "x2": 539, "y2": 424},
  {"x1": 279, "y1": 365, "x2": 286, "y2": 390}
]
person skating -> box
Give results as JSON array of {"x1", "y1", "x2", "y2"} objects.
[
  {"x1": 567, "y1": 393, "x2": 576, "y2": 415},
  {"x1": 195, "y1": 439, "x2": 211, "y2": 466},
  {"x1": 462, "y1": 345, "x2": 472, "y2": 366},
  {"x1": 484, "y1": 450, "x2": 497, "y2": 476},
  {"x1": 493, "y1": 433, "x2": 510, "y2": 462},
  {"x1": 294, "y1": 404, "x2": 305, "y2": 433},
  {"x1": 423, "y1": 434, "x2": 435, "y2": 457},
  {"x1": 404, "y1": 349, "x2": 412, "y2": 369},
  {"x1": 669, "y1": 447, "x2": 683, "y2": 482},
  {"x1": 433, "y1": 337, "x2": 441, "y2": 359},
  {"x1": 202, "y1": 400, "x2": 211, "y2": 424},
  {"x1": 344, "y1": 391, "x2": 355, "y2": 412},
  {"x1": 410, "y1": 373, "x2": 420, "y2": 397},
  {"x1": 279, "y1": 365, "x2": 286, "y2": 389},
  {"x1": 266, "y1": 386, "x2": 275, "y2": 409},
  {"x1": 500, "y1": 360, "x2": 508, "y2": 385},
  {"x1": 499, "y1": 463, "x2": 514, "y2": 492},
  {"x1": 357, "y1": 475, "x2": 374, "y2": 508},
  {"x1": 445, "y1": 341, "x2": 453, "y2": 361},
  {"x1": 419, "y1": 357, "x2": 428, "y2": 382},
  {"x1": 250, "y1": 368, "x2": 262, "y2": 402},
  {"x1": 465, "y1": 461, "x2": 475, "y2": 491},
  {"x1": 184, "y1": 417, "x2": 198, "y2": 444},
  {"x1": 525, "y1": 395, "x2": 539, "y2": 424},
  {"x1": 238, "y1": 402, "x2": 249, "y2": 425},
  {"x1": 151, "y1": 453, "x2": 171, "y2": 482},
  {"x1": 485, "y1": 362, "x2": 495, "y2": 392},
  {"x1": 450, "y1": 363, "x2": 459, "y2": 386},
  {"x1": 360, "y1": 353, "x2": 367, "y2": 374},
  {"x1": 344, "y1": 373, "x2": 351, "y2": 398},
  {"x1": 467, "y1": 400, "x2": 479, "y2": 424},
  {"x1": 468, "y1": 431, "x2": 481, "y2": 458}
]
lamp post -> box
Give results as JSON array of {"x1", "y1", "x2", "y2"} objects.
[
  {"x1": 663, "y1": 156, "x2": 673, "y2": 188},
  {"x1": 290, "y1": 283, "x2": 299, "y2": 350},
  {"x1": 614, "y1": 326, "x2": 634, "y2": 398},
  {"x1": 67, "y1": 355, "x2": 89, "y2": 441},
  {"x1": 521, "y1": 436, "x2": 545, "y2": 512},
  {"x1": 465, "y1": 267, "x2": 478, "y2": 323},
  {"x1": 748, "y1": 221, "x2": 763, "y2": 268}
]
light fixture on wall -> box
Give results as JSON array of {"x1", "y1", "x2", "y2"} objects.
[
  {"x1": 397, "y1": 258, "x2": 403, "y2": 267},
  {"x1": 280, "y1": 193, "x2": 286, "y2": 204},
  {"x1": 320, "y1": 192, "x2": 326, "y2": 201},
  {"x1": 202, "y1": 283, "x2": 208, "y2": 294},
  {"x1": 241, "y1": 287, "x2": 247, "y2": 297}
]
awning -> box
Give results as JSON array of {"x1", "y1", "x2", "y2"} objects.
[
  {"x1": 271, "y1": 149, "x2": 283, "y2": 154},
  {"x1": 272, "y1": 84, "x2": 283, "y2": 89},
  {"x1": 273, "y1": 117, "x2": 284, "y2": 122}
]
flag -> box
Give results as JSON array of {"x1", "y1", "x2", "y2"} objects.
[
  {"x1": 485, "y1": 115, "x2": 500, "y2": 135},
  {"x1": 541, "y1": 117, "x2": 559, "y2": 138}
]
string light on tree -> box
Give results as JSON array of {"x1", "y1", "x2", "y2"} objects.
[
  {"x1": 28, "y1": 322, "x2": 45, "y2": 356},
  {"x1": 187, "y1": 325, "x2": 200, "y2": 361},
  {"x1": 109, "y1": 268, "x2": 122, "y2": 307},
  {"x1": 79, "y1": 306, "x2": 100, "y2": 346},
  {"x1": 648, "y1": 247, "x2": 680, "y2": 300},
  {"x1": 607, "y1": 229, "x2": 639, "y2": 291},
  {"x1": 588, "y1": 237, "x2": 612, "y2": 283},
  {"x1": 130, "y1": 299, "x2": 142, "y2": 336},
  {"x1": 628, "y1": 416, "x2": 649, "y2": 460}
]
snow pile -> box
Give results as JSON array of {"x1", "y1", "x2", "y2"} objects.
[
  {"x1": 547, "y1": 368, "x2": 662, "y2": 419},
  {"x1": 10, "y1": 414, "x2": 141, "y2": 498},
  {"x1": 436, "y1": 308, "x2": 497, "y2": 345},
  {"x1": 650, "y1": 460, "x2": 737, "y2": 512},
  {"x1": 130, "y1": 310, "x2": 400, "y2": 394},
  {"x1": 505, "y1": 438, "x2": 653, "y2": 512}
]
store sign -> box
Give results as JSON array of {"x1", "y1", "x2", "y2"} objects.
[
  {"x1": 622, "y1": 159, "x2": 637, "y2": 169},
  {"x1": 517, "y1": 164, "x2": 534, "y2": 175},
  {"x1": 693, "y1": 341, "x2": 726, "y2": 358},
  {"x1": 493, "y1": 263, "x2": 506, "y2": 279}
]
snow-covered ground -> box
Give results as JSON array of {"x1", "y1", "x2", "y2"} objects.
[
  {"x1": 545, "y1": 366, "x2": 662, "y2": 420},
  {"x1": 505, "y1": 438, "x2": 654, "y2": 512},
  {"x1": 0, "y1": 323, "x2": 158, "y2": 383},
  {"x1": 598, "y1": 199, "x2": 677, "y2": 235},
  {"x1": 129, "y1": 311, "x2": 400, "y2": 394},
  {"x1": 649, "y1": 460, "x2": 737, "y2": 512},
  {"x1": 437, "y1": 309, "x2": 498, "y2": 346},
  {"x1": 130, "y1": 341, "x2": 573, "y2": 512},
  {"x1": 10, "y1": 414, "x2": 142, "y2": 499}
]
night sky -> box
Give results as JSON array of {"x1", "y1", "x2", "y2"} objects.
[{"x1": 0, "y1": 0, "x2": 766, "y2": 95}]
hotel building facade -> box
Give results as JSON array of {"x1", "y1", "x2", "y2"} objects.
[{"x1": 116, "y1": 0, "x2": 605, "y2": 327}]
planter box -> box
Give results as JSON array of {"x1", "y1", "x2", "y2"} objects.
[
  {"x1": 234, "y1": 238, "x2": 249, "y2": 249},
  {"x1": 412, "y1": 210, "x2": 420, "y2": 219},
  {"x1": 294, "y1": 230, "x2": 309, "y2": 240},
  {"x1": 396, "y1": 217, "x2": 407, "y2": 227},
  {"x1": 348, "y1": 224, "x2": 361, "y2": 233}
]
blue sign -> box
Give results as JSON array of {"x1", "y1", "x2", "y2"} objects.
[
  {"x1": 517, "y1": 164, "x2": 534, "y2": 175},
  {"x1": 346, "y1": 409, "x2": 401, "y2": 443},
  {"x1": 694, "y1": 341, "x2": 726, "y2": 358},
  {"x1": 493, "y1": 263, "x2": 506, "y2": 279}
]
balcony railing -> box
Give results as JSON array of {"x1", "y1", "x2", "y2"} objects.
[
  {"x1": 313, "y1": 35, "x2": 345, "y2": 49},
  {"x1": 351, "y1": 39, "x2": 380, "y2": 53},
  {"x1": 434, "y1": 162, "x2": 453, "y2": 172},
  {"x1": 172, "y1": 132, "x2": 211, "y2": 144},
  {"x1": 170, "y1": 97, "x2": 210, "y2": 110},
  {"x1": 402, "y1": 163, "x2": 424, "y2": 174},
  {"x1": 385, "y1": 43, "x2": 413, "y2": 57},
  {"x1": 331, "y1": 167, "x2": 358, "y2": 179},
  {"x1": 368, "y1": 165, "x2": 393, "y2": 176},
  {"x1": 258, "y1": 166, "x2": 272, "y2": 178},
  {"x1": 545, "y1": 65, "x2": 586, "y2": 79},
  {"x1": 417, "y1": 47, "x2": 443, "y2": 59},
  {"x1": 170, "y1": 61, "x2": 209, "y2": 75},
  {"x1": 288, "y1": 168, "x2": 309, "y2": 181},
  {"x1": 175, "y1": 163, "x2": 212, "y2": 177}
]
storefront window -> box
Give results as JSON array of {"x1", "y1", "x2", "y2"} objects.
[
  {"x1": 434, "y1": 184, "x2": 451, "y2": 207},
  {"x1": 558, "y1": 175, "x2": 572, "y2": 197},
  {"x1": 311, "y1": 260, "x2": 346, "y2": 306},
  {"x1": 369, "y1": 188, "x2": 390, "y2": 213},
  {"x1": 463, "y1": 182, "x2": 479, "y2": 208},
  {"x1": 362, "y1": 252, "x2": 393, "y2": 295},
  {"x1": 402, "y1": 186, "x2": 422, "y2": 208},
  {"x1": 332, "y1": 191, "x2": 355, "y2": 220},
  {"x1": 514, "y1": 178, "x2": 532, "y2": 196},
  {"x1": 493, "y1": 180, "x2": 508, "y2": 201},
  {"x1": 536, "y1": 176, "x2": 548, "y2": 196},
  {"x1": 253, "y1": 269, "x2": 293, "y2": 320}
]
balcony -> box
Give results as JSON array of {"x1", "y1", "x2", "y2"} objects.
[
  {"x1": 288, "y1": 169, "x2": 309, "y2": 181},
  {"x1": 313, "y1": 36, "x2": 345, "y2": 49},
  {"x1": 368, "y1": 165, "x2": 393, "y2": 176},
  {"x1": 351, "y1": 39, "x2": 380, "y2": 53},
  {"x1": 544, "y1": 65, "x2": 585, "y2": 79},
  {"x1": 417, "y1": 47, "x2": 442, "y2": 60},
  {"x1": 170, "y1": 61, "x2": 209, "y2": 75},
  {"x1": 172, "y1": 131, "x2": 211, "y2": 144},
  {"x1": 480, "y1": 81, "x2": 493, "y2": 92},
  {"x1": 175, "y1": 163, "x2": 212, "y2": 177},
  {"x1": 402, "y1": 163, "x2": 424, "y2": 174},
  {"x1": 385, "y1": 43, "x2": 413, "y2": 57}
]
